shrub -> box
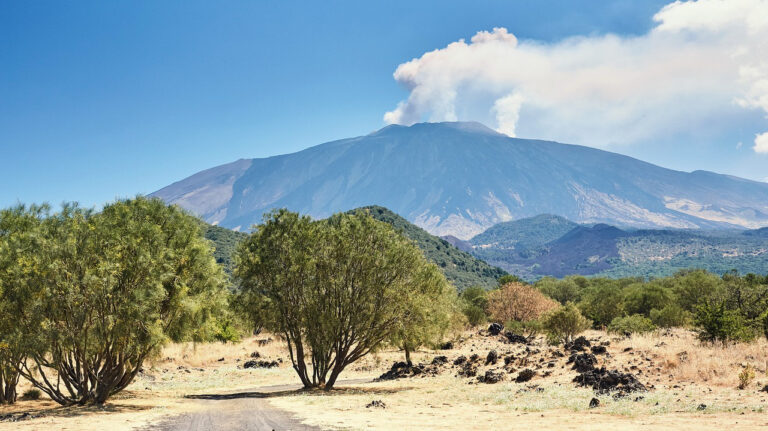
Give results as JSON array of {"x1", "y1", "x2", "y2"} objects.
[
  {"x1": 505, "y1": 319, "x2": 542, "y2": 338},
  {"x1": 487, "y1": 282, "x2": 558, "y2": 323},
  {"x1": 460, "y1": 286, "x2": 489, "y2": 326},
  {"x1": 541, "y1": 303, "x2": 591, "y2": 344},
  {"x1": 20, "y1": 389, "x2": 41, "y2": 401},
  {"x1": 214, "y1": 319, "x2": 241, "y2": 344},
  {"x1": 607, "y1": 314, "x2": 656, "y2": 335},
  {"x1": 738, "y1": 364, "x2": 755, "y2": 390},
  {"x1": 694, "y1": 301, "x2": 755, "y2": 344},
  {"x1": 650, "y1": 304, "x2": 691, "y2": 328},
  {"x1": 462, "y1": 304, "x2": 487, "y2": 327}
]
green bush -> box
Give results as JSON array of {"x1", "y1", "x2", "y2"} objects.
[
  {"x1": 607, "y1": 314, "x2": 656, "y2": 335},
  {"x1": 541, "y1": 303, "x2": 591, "y2": 344},
  {"x1": 460, "y1": 286, "x2": 489, "y2": 326},
  {"x1": 694, "y1": 302, "x2": 755, "y2": 343},
  {"x1": 505, "y1": 319, "x2": 542, "y2": 338},
  {"x1": 214, "y1": 319, "x2": 241, "y2": 344},
  {"x1": 463, "y1": 304, "x2": 487, "y2": 327},
  {"x1": 650, "y1": 304, "x2": 691, "y2": 328}
]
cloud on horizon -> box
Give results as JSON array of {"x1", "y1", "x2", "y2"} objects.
[{"x1": 384, "y1": 0, "x2": 768, "y2": 154}]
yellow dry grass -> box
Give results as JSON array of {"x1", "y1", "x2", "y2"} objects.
[{"x1": 2, "y1": 329, "x2": 768, "y2": 431}]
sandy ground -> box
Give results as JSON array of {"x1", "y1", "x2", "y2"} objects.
[{"x1": 1, "y1": 330, "x2": 767, "y2": 430}]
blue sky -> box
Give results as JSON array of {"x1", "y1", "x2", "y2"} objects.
[{"x1": 1, "y1": 0, "x2": 766, "y2": 208}]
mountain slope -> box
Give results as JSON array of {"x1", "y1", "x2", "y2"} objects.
[
  {"x1": 152, "y1": 122, "x2": 768, "y2": 239},
  {"x1": 350, "y1": 206, "x2": 506, "y2": 290},
  {"x1": 471, "y1": 218, "x2": 768, "y2": 280},
  {"x1": 470, "y1": 214, "x2": 578, "y2": 250}
]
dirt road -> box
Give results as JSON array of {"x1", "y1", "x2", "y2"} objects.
[{"x1": 144, "y1": 380, "x2": 369, "y2": 431}]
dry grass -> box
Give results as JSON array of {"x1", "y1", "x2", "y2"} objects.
[
  {"x1": 3, "y1": 329, "x2": 768, "y2": 431},
  {"x1": 610, "y1": 329, "x2": 768, "y2": 388}
]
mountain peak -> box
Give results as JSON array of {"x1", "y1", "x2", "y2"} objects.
[{"x1": 372, "y1": 121, "x2": 502, "y2": 137}]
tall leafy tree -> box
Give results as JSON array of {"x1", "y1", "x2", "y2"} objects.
[
  {"x1": 5, "y1": 198, "x2": 226, "y2": 405},
  {"x1": 0, "y1": 204, "x2": 47, "y2": 404},
  {"x1": 235, "y1": 209, "x2": 451, "y2": 389}
]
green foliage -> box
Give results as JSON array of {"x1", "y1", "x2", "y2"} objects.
[
  {"x1": 670, "y1": 269, "x2": 723, "y2": 312},
  {"x1": 578, "y1": 280, "x2": 627, "y2": 326},
  {"x1": 459, "y1": 286, "x2": 489, "y2": 327},
  {"x1": 214, "y1": 319, "x2": 241, "y2": 344},
  {"x1": 535, "y1": 276, "x2": 585, "y2": 305},
  {"x1": 622, "y1": 281, "x2": 674, "y2": 316},
  {"x1": 607, "y1": 314, "x2": 656, "y2": 335},
  {"x1": 0, "y1": 204, "x2": 48, "y2": 405},
  {"x1": 3, "y1": 197, "x2": 227, "y2": 405},
  {"x1": 650, "y1": 304, "x2": 691, "y2": 328},
  {"x1": 497, "y1": 274, "x2": 523, "y2": 285},
  {"x1": 505, "y1": 319, "x2": 543, "y2": 338},
  {"x1": 201, "y1": 222, "x2": 247, "y2": 276},
  {"x1": 694, "y1": 301, "x2": 755, "y2": 343},
  {"x1": 235, "y1": 209, "x2": 451, "y2": 389},
  {"x1": 351, "y1": 206, "x2": 507, "y2": 290},
  {"x1": 541, "y1": 303, "x2": 591, "y2": 344}
]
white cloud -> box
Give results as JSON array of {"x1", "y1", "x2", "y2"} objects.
[
  {"x1": 755, "y1": 132, "x2": 768, "y2": 153},
  {"x1": 384, "y1": 0, "x2": 768, "y2": 153},
  {"x1": 736, "y1": 141, "x2": 744, "y2": 149}
]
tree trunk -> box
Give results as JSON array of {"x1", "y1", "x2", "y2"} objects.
[
  {"x1": 404, "y1": 345, "x2": 412, "y2": 366},
  {"x1": 0, "y1": 367, "x2": 19, "y2": 404}
]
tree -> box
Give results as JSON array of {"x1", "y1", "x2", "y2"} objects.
[
  {"x1": 0, "y1": 204, "x2": 47, "y2": 404},
  {"x1": 671, "y1": 269, "x2": 723, "y2": 312},
  {"x1": 389, "y1": 276, "x2": 458, "y2": 365},
  {"x1": 535, "y1": 276, "x2": 584, "y2": 305},
  {"x1": 235, "y1": 209, "x2": 449, "y2": 390},
  {"x1": 694, "y1": 301, "x2": 755, "y2": 344},
  {"x1": 6, "y1": 198, "x2": 226, "y2": 405},
  {"x1": 623, "y1": 281, "x2": 674, "y2": 316},
  {"x1": 487, "y1": 282, "x2": 557, "y2": 323},
  {"x1": 579, "y1": 280, "x2": 625, "y2": 326},
  {"x1": 541, "y1": 303, "x2": 591, "y2": 344}
]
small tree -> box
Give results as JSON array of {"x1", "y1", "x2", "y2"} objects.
[
  {"x1": 6, "y1": 198, "x2": 226, "y2": 405},
  {"x1": 235, "y1": 209, "x2": 448, "y2": 390},
  {"x1": 541, "y1": 303, "x2": 591, "y2": 345},
  {"x1": 487, "y1": 282, "x2": 558, "y2": 324},
  {"x1": 694, "y1": 301, "x2": 755, "y2": 344},
  {"x1": 390, "y1": 277, "x2": 458, "y2": 365}
]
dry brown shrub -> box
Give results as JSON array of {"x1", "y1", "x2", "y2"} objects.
[{"x1": 487, "y1": 282, "x2": 558, "y2": 323}]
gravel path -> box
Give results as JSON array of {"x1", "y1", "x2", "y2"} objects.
[{"x1": 144, "y1": 380, "x2": 369, "y2": 431}]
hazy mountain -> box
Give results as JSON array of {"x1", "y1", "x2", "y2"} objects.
[
  {"x1": 468, "y1": 217, "x2": 768, "y2": 280},
  {"x1": 152, "y1": 121, "x2": 768, "y2": 239}
]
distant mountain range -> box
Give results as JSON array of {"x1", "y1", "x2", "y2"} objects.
[
  {"x1": 467, "y1": 214, "x2": 768, "y2": 280},
  {"x1": 152, "y1": 121, "x2": 768, "y2": 240}
]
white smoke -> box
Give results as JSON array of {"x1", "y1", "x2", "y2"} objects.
[{"x1": 384, "y1": 0, "x2": 768, "y2": 152}]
